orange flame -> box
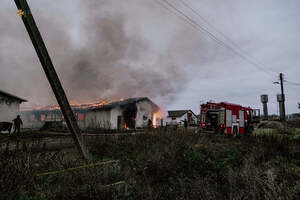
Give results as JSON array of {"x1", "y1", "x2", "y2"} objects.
[
  {"x1": 124, "y1": 123, "x2": 130, "y2": 130},
  {"x1": 152, "y1": 110, "x2": 165, "y2": 128},
  {"x1": 22, "y1": 99, "x2": 125, "y2": 111},
  {"x1": 153, "y1": 113, "x2": 157, "y2": 127}
]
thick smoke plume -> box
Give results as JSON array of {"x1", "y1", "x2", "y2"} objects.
[
  {"x1": 0, "y1": 0, "x2": 204, "y2": 108},
  {"x1": 1, "y1": 0, "x2": 299, "y2": 114}
]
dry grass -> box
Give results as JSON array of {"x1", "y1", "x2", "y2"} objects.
[{"x1": 0, "y1": 128, "x2": 299, "y2": 200}]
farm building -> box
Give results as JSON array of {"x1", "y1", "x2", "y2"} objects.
[
  {"x1": 164, "y1": 110, "x2": 197, "y2": 126},
  {"x1": 85, "y1": 97, "x2": 160, "y2": 129},
  {"x1": 22, "y1": 97, "x2": 160, "y2": 130},
  {"x1": 0, "y1": 90, "x2": 27, "y2": 122}
]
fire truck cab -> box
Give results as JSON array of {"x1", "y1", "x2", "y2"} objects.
[{"x1": 200, "y1": 102, "x2": 260, "y2": 136}]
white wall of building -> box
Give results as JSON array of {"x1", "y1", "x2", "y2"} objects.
[
  {"x1": 164, "y1": 113, "x2": 187, "y2": 126},
  {"x1": 84, "y1": 100, "x2": 157, "y2": 129},
  {"x1": 163, "y1": 111, "x2": 197, "y2": 126},
  {"x1": 85, "y1": 110, "x2": 111, "y2": 129},
  {"x1": 110, "y1": 107, "x2": 123, "y2": 129},
  {"x1": 0, "y1": 101, "x2": 20, "y2": 122},
  {"x1": 21, "y1": 99, "x2": 159, "y2": 130},
  {"x1": 136, "y1": 101, "x2": 155, "y2": 128},
  {"x1": 189, "y1": 113, "x2": 198, "y2": 125}
]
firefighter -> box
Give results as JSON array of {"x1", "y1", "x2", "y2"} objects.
[
  {"x1": 13, "y1": 115, "x2": 23, "y2": 135},
  {"x1": 245, "y1": 113, "x2": 254, "y2": 135}
]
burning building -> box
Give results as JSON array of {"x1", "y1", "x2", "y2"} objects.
[
  {"x1": 22, "y1": 97, "x2": 161, "y2": 130},
  {"x1": 0, "y1": 90, "x2": 27, "y2": 122},
  {"x1": 85, "y1": 97, "x2": 161, "y2": 129}
]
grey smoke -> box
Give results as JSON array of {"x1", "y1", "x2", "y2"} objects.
[
  {"x1": 1, "y1": 0, "x2": 299, "y2": 114},
  {"x1": 0, "y1": 0, "x2": 198, "y2": 108}
]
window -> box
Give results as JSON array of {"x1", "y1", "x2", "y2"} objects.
[{"x1": 78, "y1": 113, "x2": 85, "y2": 121}]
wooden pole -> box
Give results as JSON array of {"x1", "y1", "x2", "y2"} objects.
[
  {"x1": 14, "y1": 0, "x2": 89, "y2": 160},
  {"x1": 279, "y1": 73, "x2": 286, "y2": 121}
]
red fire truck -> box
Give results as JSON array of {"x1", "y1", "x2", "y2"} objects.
[{"x1": 200, "y1": 102, "x2": 260, "y2": 136}]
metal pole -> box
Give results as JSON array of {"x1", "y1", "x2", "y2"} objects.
[
  {"x1": 279, "y1": 73, "x2": 286, "y2": 121},
  {"x1": 14, "y1": 0, "x2": 89, "y2": 159}
]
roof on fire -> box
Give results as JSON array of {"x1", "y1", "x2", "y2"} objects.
[
  {"x1": 0, "y1": 89, "x2": 27, "y2": 103},
  {"x1": 91, "y1": 97, "x2": 160, "y2": 111},
  {"x1": 22, "y1": 97, "x2": 160, "y2": 113},
  {"x1": 167, "y1": 110, "x2": 196, "y2": 118}
]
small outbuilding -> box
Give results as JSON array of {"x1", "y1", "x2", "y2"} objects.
[
  {"x1": 0, "y1": 90, "x2": 27, "y2": 122},
  {"x1": 164, "y1": 110, "x2": 197, "y2": 126}
]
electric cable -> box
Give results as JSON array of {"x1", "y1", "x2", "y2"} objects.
[
  {"x1": 178, "y1": 0, "x2": 279, "y2": 75},
  {"x1": 157, "y1": 0, "x2": 276, "y2": 77}
]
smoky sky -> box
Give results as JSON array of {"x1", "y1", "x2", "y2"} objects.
[
  {"x1": 0, "y1": 0, "x2": 203, "y2": 108},
  {"x1": 1, "y1": 0, "x2": 300, "y2": 114}
]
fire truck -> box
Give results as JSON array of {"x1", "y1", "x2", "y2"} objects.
[{"x1": 200, "y1": 102, "x2": 260, "y2": 136}]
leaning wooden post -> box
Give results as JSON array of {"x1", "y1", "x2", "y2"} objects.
[{"x1": 14, "y1": 0, "x2": 89, "y2": 160}]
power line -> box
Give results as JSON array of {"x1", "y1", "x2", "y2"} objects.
[
  {"x1": 281, "y1": 73, "x2": 300, "y2": 87},
  {"x1": 157, "y1": 0, "x2": 275, "y2": 77},
  {"x1": 178, "y1": 0, "x2": 278, "y2": 75},
  {"x1": 155, "y1": 0, "x2": 230, "y2": 49},
  {"x1": 154, "y1": 0, "x2": 205, "y2": 33},
  {"x1": 156, "y1": 0, "x2": 300, "y2": 101},
  {"x1": 285, "y1": 80, "x2": 300, "y2": 86},
  {"x1": 154, "y1": 0, "x2": 232, "y2": 55}
]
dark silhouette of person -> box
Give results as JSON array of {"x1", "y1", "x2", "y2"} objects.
[
  {"x1": 13, "y1": 115, "x2": 23, "y2": 135},
  {"x1": 184, "y1": 119, "x2": 188, "y2": 129}
]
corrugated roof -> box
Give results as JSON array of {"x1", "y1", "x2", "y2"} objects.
[
  {"x1": 0, "y1": 90, "x2": 27, "y2": 102},
  {"x1": 168, "y1": 110, "x2": 197, "y2": 118},
  {"x1": 23, "y1": 97, "x2": 160, "y2": 113},
  {"x1": 91, "y1": 97, "x2": 160, "y2": 111},
  {"x1": 168, "y1": 110, "x2": 189, "y2": 118}
]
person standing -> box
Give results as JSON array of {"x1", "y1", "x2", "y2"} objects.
[
  {"x1": 13, "y1": 115, "x2": 23, "y2": 135},
  {"x1": 184, "y1": 119, "x2": 188, "y2": 129}
]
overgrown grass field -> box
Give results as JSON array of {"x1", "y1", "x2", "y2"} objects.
[{"x1": 0, "y1": 128, "x2": 299, "y2": 200}]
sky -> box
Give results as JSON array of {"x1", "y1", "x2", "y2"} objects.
[{"x1": 0, "y1": 0, "x2": 299, "y2": 115}]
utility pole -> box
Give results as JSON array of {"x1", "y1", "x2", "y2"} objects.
[
  {"x1": 279, "y1": 73, "x2": 286, "y2": 121},
  {"x1": 14, "y1": 0, "x2": 89, "y2": 159}
]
